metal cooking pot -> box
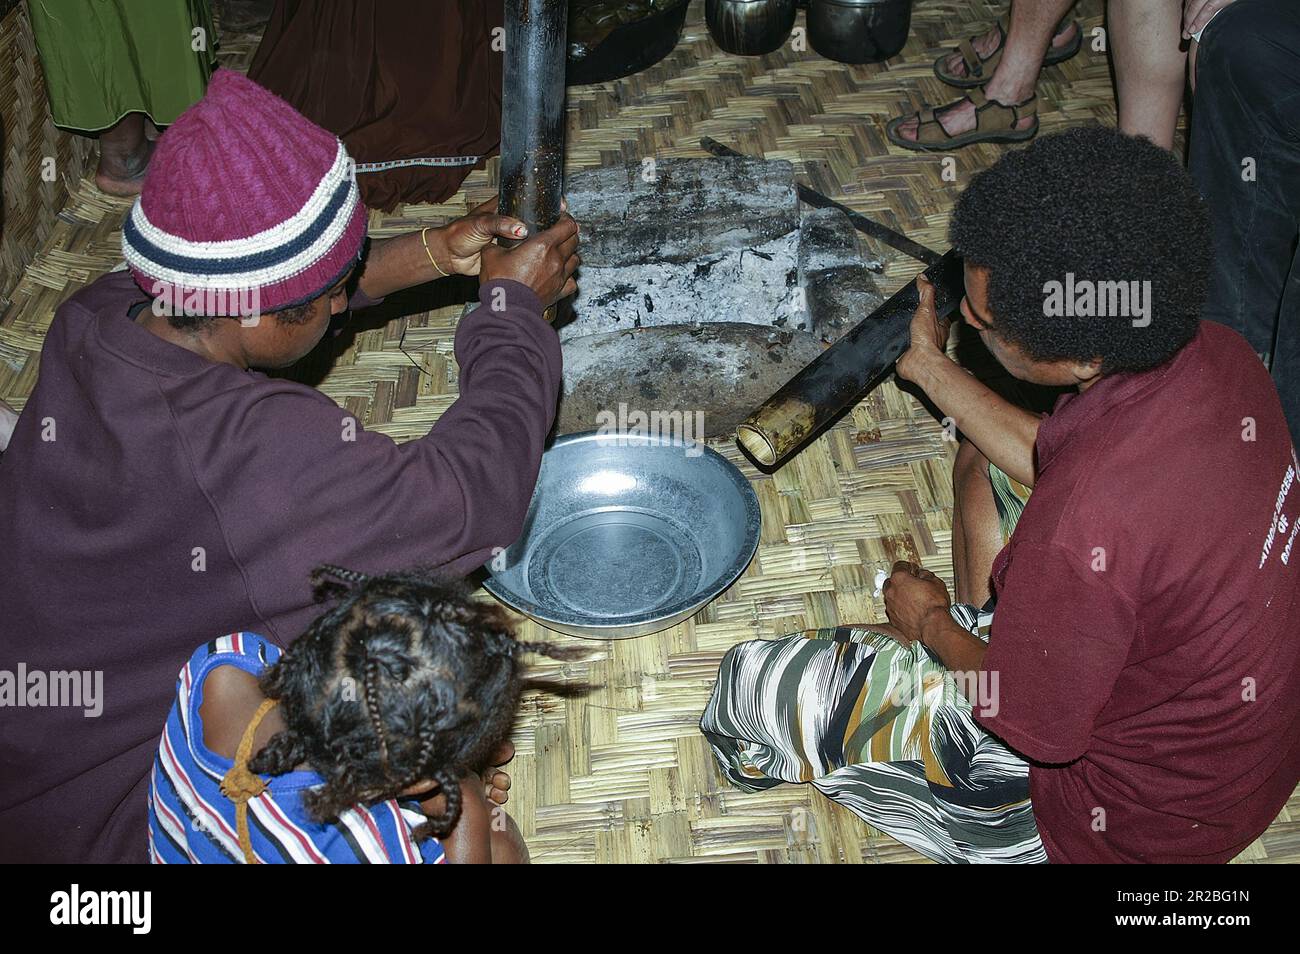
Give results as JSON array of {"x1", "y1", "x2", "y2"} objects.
[
  {"x1": 705, "y1": 0, "x2": 799, "y2": 57},
  {"x1": 807, "y1": 0, "x2": 913, "y2": 64},
  {"x1": 567, "y1": 0, "x2": 692, "y2": 85}
]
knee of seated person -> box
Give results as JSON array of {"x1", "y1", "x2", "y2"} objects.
[
  {"x1": 953, "y1": 440, "x2": 990, "y2": 487},
  {"x1": 719, "y1": 641, "x2": 748, "y2": 670},
  {"x1": 488, "y1": 810, "x2": 529, "y2": 864},
  {"x1": 719, "y1": 639, "x2": 765, "y2": 675}
]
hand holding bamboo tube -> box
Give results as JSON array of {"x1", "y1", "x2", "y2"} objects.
[
  {"x1": 479, "y1": 214, "x2": 581, "y2": 307},
  {"x1": 736, "y1": 249, "x2": 966, "y2": 467}
]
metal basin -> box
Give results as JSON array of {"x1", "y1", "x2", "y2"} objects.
[{"x1": 484, "y1": 432, "x2": 761, "y2": 639}]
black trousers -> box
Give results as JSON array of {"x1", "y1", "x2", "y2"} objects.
[{"x1": 1190, "y1": 0, "x2": 1300, "y2": 448}]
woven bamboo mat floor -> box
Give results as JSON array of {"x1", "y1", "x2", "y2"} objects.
[{"x1": 3, "y1": 0, "x2": 1296, "y2": 863}]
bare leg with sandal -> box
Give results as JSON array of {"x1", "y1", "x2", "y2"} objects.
[{"x1": 887, "y1": 0, "x2": 1079, "y2": 151}]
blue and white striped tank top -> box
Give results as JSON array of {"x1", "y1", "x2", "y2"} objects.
[{"x1": 148, "y1": 632, "x2": 445, "y2": 864}]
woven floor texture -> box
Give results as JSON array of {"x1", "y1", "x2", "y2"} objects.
[{"x1": 2, "y1": 0, "x2": 1295, "y2": 863}]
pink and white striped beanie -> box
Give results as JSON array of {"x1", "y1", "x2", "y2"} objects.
[{"x1": 122, "y1": 69, "x2": 367, "y2": 315}]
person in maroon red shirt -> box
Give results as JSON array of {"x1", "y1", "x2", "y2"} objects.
[
  {"x1": 701, "y1": 125, "x2": 1296, "y2": 864},
  {"x1": 0, "y1": 72, "x2": 578, "y2": 862},
  {"x1": 883, "y1": 126, "x2": 1300, "y2": 862}
]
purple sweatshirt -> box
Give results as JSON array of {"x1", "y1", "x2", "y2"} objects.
[{"x1": 0, "y1": 271, "x2": 561, "y2": 862}]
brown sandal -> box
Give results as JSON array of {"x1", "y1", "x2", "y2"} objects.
[
  {"x1": 885, "y1": 88, "x2": 1038, "y2": 153},
  {"x1": 934, "y1": 15, "x2": 1082, "y2": 89}
]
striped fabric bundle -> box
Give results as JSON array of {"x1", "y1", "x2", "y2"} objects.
[
  {"x1": 701, "y1": 460, "x2": 1046, "y2": 864},
  {"x1": 700, "y1": 616, "x2": 1046, "y2": 864},
  {"x1": 148, "y1": 633, "x2": 445, "y2": 864}
]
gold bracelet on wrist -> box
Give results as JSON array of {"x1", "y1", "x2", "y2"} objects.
[{"x1": 420, "y1": 227, "x2": 451, "y2": 278}]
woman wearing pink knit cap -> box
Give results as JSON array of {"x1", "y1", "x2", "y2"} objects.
[{"x1": 0, "y1": 69, "x2": 578, "y2": 864}]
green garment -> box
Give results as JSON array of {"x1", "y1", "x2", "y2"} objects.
[{"x1": 28, "y1": 0, "x2": 217, "y2": 132}]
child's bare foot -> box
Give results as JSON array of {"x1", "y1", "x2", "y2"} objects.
[
  {"x1": 484, "y1": 740, "x2": 514, "y2": 805},
  {"x1": 483, "y1": 742, "x2": 527, "y2": 861},
  {"x1": 432, "y1": 763, "x2": 528, "y2": 863}
]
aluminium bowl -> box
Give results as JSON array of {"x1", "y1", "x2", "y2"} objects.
[{"x1": 483, "y1": 431, "x2": 761, "y2": 639}]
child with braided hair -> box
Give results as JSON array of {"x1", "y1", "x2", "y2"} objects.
[{"x1": 148, "y1": 565, "x2": 580, "y2": 863}]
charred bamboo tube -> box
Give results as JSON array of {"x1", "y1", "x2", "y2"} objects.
[
  {"x1": 736, "y1": 249, "x2": 965, "y2": 467},
  {"x1": 499, "y1": 0, "x2": 569, "y2": 322}
]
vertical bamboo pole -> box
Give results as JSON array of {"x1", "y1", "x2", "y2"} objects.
[{"x1": 499, "y1": 0, "x2": 569, "y2": 322}]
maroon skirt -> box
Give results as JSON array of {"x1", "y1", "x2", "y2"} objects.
[{"x1": 248, "y1": 0, "x2": 503, "y2": 211}]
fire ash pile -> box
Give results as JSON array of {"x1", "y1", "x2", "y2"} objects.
[
  {"x1": 561, "y1": 231, "x2": 804, "y2": 341},
  {"x1": 468, "y1": 156, "x2": 885, "y2": 438}
]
